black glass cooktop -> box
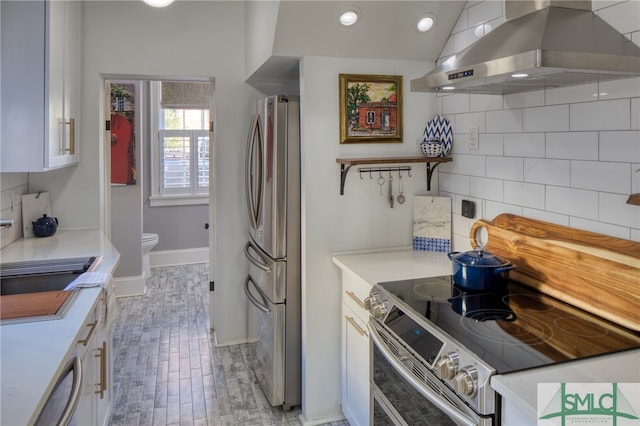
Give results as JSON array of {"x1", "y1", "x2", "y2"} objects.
[{"x1": 377, "y1": 276, "x2": 640, "y2": 374}]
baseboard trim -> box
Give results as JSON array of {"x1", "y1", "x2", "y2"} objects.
[
  {"x1": 212, "y1": 331, "x2": 254, "y2": 347},
  {"x1": 150, "y1": 247, "x2": 209, "y2": 267},
  {"x1": 299, "y1": 413, "x2": 346, "y2": 426},
  {"x1": 114, "y1": 275, "x2": 146, "y2": 297}
]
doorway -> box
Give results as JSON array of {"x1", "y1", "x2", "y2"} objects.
[{"x1": 103, "y1": 77, "x2": 215, "y2": 329}]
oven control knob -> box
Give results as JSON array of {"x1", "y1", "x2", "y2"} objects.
[
  {"x1": 435, "y1": 352, "x2": 459, "y2": 380},
  {"x1": 453, "y1": 367, "x2": 478, "y2": 397},
  {"x1": 371, "y1": 303, "x2": 388, "y2": 319},
  {"x1": 363, "y1": 293, "x2": 379, "y2": 311}
]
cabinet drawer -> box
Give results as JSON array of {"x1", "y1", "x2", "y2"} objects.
[
  {"x1": 74, "y1": 301, "x2": 100, "y2": 359},
  {"x1": 342, "y1": 270, "x2": 372, "y2": 322}
]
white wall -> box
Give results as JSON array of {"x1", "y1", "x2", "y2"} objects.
[
  {"x1": 298, "y1": 56, "x2": 436, "y2": 422},
  {"x1": 435, "y1": 0, "x2": 640, "y2": 250}
]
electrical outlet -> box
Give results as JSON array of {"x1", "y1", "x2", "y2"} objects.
[
  {"x1": 469, "y1": 126, "x2": 479, "y2": 150},
  {"x1": 462, "y1": 199, "x2": 476, "y2": 218}
]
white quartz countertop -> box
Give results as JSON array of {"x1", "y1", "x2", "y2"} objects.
[
  {"x1": 492, "y1": 349, "x2": 640, "y2": 424},
  {"x1": 332, "y1": 247, "x2": 452, "y2": 285},
  {"x1": 0, "y1": 229, "x2": 120, "y2": 425}
]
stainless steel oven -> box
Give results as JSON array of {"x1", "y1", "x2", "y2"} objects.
[
  {"x1": 366, "y1": 275, "x2": 640, "y2": 426},
  {"x1": 370, "y1": 320, "x2": 486, "y2": 425}
]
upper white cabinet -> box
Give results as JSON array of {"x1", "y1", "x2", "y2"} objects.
[{"x1": 1, "y1": 0, "x2": 81, "y2": 172}]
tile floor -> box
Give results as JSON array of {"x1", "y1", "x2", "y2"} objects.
[{"x1": 109, "y1": 264, "x2": 348, "y2": 426}]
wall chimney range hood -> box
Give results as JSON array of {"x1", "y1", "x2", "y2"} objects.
[{"x1": 411, "y1": 1, "x2": 640, "y2": 95}]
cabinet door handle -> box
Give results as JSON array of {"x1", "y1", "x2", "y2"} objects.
[
  {"x1": 65, "y1": 117, "x2": 75, "y2": 155},
  {"x1": 78, "y1": 320, "x2": 98, "y2": 346},
  {"x1": 345, "y1": 291, "x2": 364, "y2": 309},
  {"x1": 94, "y1": 341, "x2": 107, "y2": 399},
  {"x1": 345, "y1": 315, "x2": 368, "y2": 337}
]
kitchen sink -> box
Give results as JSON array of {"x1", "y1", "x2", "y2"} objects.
[
  {"x1": 0, "y1": 271, "x2": 84, "y2": 295},
  {"x1": 0, "y1": 257, "x2": 97, "y2": 324}
]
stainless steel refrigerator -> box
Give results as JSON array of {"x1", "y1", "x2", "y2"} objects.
[{"x1": 243, "y1": 95, "x2": 300, "y2": 409}]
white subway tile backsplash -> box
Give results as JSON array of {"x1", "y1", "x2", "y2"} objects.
[
  {"x1": 485, "y1": 200, "x2": 522, "y2": 219},
  {"x1": 452, "y1": 8, "x2": 469, "y2": 34},
  {"x1": 469, "y1": 176, "x2": 503, "y2": 201},
  {"x1": 524, "y1": 158, "x2": 570, "y2": 185},
  {"x1": 470, "y1": 94, "x2": 503, "y2": 112},
  {"x1": 442, "y1": 94, "x2": 471, "y2": 115},
  {"x1": 521, "y1": 208, "x2": 569, "y2": 226},
  {"x1": 546, "y1": 132, "x2": 599, "y2": 160},
  {"x1": 486, "y1": 109, "x2": 523, "y2": 133},
  {"x1": 569, "y1": 217, "x2": 631, "y2": 240},
  {"x1": 450, "y1": 132, "x2": 468, "y2": 155},
  {"x1": 504, "y1": 133, "x2": 545, "y2": 158},
  {"x1": 592, "y1": 1, "x2": 629, "y2": 13},
  {"x1": 599, "y1": 131, "x2": 640, "y2": 162},
  {"x1": 546, "y1": 186, "x2": 599, "y2": 220},
  {"x1": 439, "y1": 172, "x2": 470, "y2": 195},
  {"x1": 545, "y1": 83, "x2": 598, "y2": 106},
  {"x1": 477, "y1": 134, "x2": 504, "y2": 156},
  {"x1": 597, "y1": 0, "x2": 640, "y2": 35},
  {"x1": 504, "y1": 90, "x2": 545, "y2": 109},
  {"x1": 504, "y1": 181, "x2": 545, "y2": 209},
  {"x1": 598, "y1": 77, "x2": 640, "y2": 100},
  {"x1": 486, "y1": 156, "x2": 523, "y2": 181},
  {"x1": 439, "y1": 154, "x2": 486, "y2": 177},
  {"x1": 632, "y1": 98, "x2": 640, "y2": 130},
  {"x1": 455, "y1": 112, "x2": 486, "y2": 133},
  {"x1": 633, "y1": 163, "x2": 640, "y2": 193},
  {"x1": 468, "y1": 0, "x2": 503, "y2": 26},
  {"x1": 570, "y1": 99, "x2": 631, "y2": 131},
  {"x1": 571, "y1": 161, "x2": 631, "y2": 194},
  {"x1": 599, "y1": 192, "x2": 640, "y2": 228},
  {"x1": 524, "y1": 105, "x2": 569, "y2": 132}
]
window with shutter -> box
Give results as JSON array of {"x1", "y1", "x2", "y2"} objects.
[{"x1": 149, "y1": 81, "x2": 213, "y2": 206}]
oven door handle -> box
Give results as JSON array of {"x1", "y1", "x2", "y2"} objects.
[{"x1": 368, "y1": 322, "x2": 478, "y2": 426}]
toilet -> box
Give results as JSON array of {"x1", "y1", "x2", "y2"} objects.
[{"x1": 142, "y1": 233, "x2": 159, "y2": 279}]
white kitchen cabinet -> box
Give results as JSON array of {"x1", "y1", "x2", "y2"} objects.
[
  {"x1": 0, "y1": 0, "x2": 81, "y2": 172},
  {"x1": 95, "y1": 327, "x2": 113, "y2": 426},
  {"x1": 73, "y1": 294, "x2": 113, "y2": 426},
  {"x1": 340, "y1": 270, "x2": 372, "y2": 426}
]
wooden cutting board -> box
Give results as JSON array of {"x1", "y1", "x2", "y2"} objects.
[
  {"x1": 469, "y1": 214, "x2": 640, "y2": 331},
  {"x1": 0, "y1": 291, "x2": 71, "y2": 320}
]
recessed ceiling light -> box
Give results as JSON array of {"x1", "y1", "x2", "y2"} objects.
[
  {"x1": 143, "y1": 0, "x2": 174, "y2": 7},
  {"x1": 340, "y1": 9, "x2": 359, "y2": 26},
  {"x1": 511, "y1": 73, "x2": 529, "y2": 78},
  {"x1": 417, "y1": 16, "x2": 435, "y2": 32}
]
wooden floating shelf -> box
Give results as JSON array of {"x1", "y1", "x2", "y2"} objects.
[{"x1": 336, "y1": 156, "x2": 452, "y2": 195}]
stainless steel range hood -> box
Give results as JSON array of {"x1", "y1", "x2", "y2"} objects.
[{"x1": 411, "y1": 0, "x2": 640, "y2": 95}]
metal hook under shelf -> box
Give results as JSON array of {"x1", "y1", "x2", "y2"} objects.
[{"x1": 357, "y1": 166, "x2": 412, "y2": 181}]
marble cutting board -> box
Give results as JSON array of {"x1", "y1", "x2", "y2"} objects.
[{"x1": 413, "y1": 196, "x2": 451, "y2": 252}]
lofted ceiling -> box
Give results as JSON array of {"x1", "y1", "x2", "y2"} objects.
[{"x1": 246, "y1": 1, "x2": 467, "y2": 87}]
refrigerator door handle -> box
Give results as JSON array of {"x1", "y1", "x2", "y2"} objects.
[
  {"x1": 245, "y1": 275, "x2": 271, "y2": 313},
  {"x1": 245, "y1": 114, "x2": 263, "y2": 232},
  {"x1": 244, "y1": 241, "x2": 272, "y2": 272}
]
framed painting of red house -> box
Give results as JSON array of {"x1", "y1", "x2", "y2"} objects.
[{"x1": 339, "y1": 74, "x2": 403, "y2": 144}]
